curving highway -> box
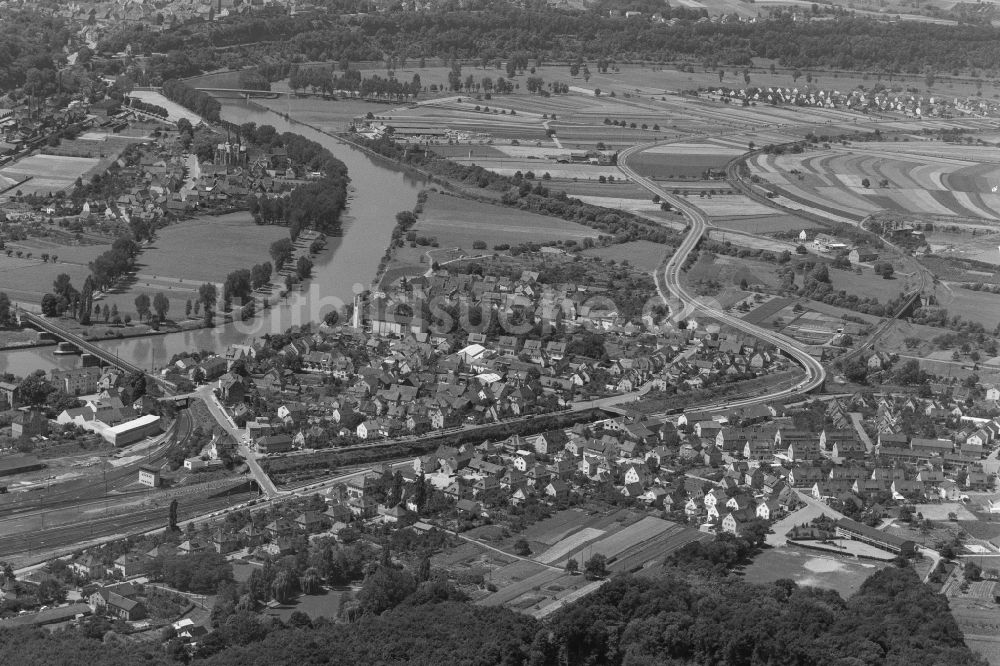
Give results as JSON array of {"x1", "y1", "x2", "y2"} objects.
[{"x1": 617, "y1": 142, "x2": 826, "y2": 405}]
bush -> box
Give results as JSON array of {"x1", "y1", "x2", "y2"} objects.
[{"x1": 472, "y1": 240, "x2": 487, "y2": 250}]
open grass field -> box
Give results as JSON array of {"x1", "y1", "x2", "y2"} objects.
[
  {"x1": 742, "y1": 548, "x2": 887, "y2": 598},
  {"x1": 382, "y1": 192, "x2": 600, "y2": 284},
  {"x1": 710, "y1": 212, "x2": 819, "y2": 234},
  {"x1": 581, "y1": 240, "x2": 668, "y2": 272},
  {"x1": 128, "y1": 90, "x2": 207, "y2": 125},
  {"x1": 242, "y1": 97, "x2": 394, "y2": 133},
  {"x1": 90, "y1": 212, "x2": 285, "y2": 322},
  {"x1": 686, "y1": 253, "x2": 783, "y2": 291},
  {"x1": 0, "y1": 154, "x2": 100, "y2": 196},
  {"x1": 411, "y1": 191, "x2": 599, "y2": 247},
  {"x1": 626, "y1": 149, "x2": 736, "y2": 179},
  {"x1": 0, "y1": 253, "x2": 96, "y2": 307},
  {"x1": 262, "y1": 589, "x2": 346, "y2": 622},
  {"x1": 939, "y1": 288, "x2": 1000, "y2": 328},
  {"x1": 751, "y1": 143, "x2": 1000, "y2": 221}
]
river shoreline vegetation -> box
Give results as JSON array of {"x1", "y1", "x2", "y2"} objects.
[{"x1": 352, "y1": 134, "x2": 679, "y2": 245}]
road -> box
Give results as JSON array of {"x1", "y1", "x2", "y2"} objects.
[
  {"x1": 617, "y1": 142, "x2": 827, "y2": 407},
  {"x1": 195, "y1": 385, "x2": 280, "y2": 498},
  {"x1": 766, "y1": 490, "x2": 847, "y2": 547},
  {"x1": 849, "y1": 412, "x2": 875, "y2": 454}
]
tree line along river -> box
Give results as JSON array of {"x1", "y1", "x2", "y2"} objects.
[{"x1": 0, "y1": 101, "x2": 425, "y2": 377}]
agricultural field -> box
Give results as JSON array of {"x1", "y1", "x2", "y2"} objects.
[
  {"x1": 241, "y1": 97, "x2": 394, "y2": 133},
  {"x1": 383, "y1": 191, "x2": 599, "y2": 283},
  {"x1": 0, "y1": 154, "x2": 100, "y2": 196},
  {"x1": 461, "y1": 509, "x2": 708, "y2": 616},
  {"x1": 626, "y1": 143, "x2": 742, "y2": 179},
  {"x1": 709, "y1": 211, "x2": 819, "y2": 234},
  {"x1": 742, "y1": 548, "x2": 887, "y2": 598},
  {"x1": 581, "y1": 240, "x2": 667, "y2": 272},
  {"x1": 750, "y1": 142, "x2": 1000, "y2": 222}
]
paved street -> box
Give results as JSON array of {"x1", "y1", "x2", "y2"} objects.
[
  {"x1": 766, "y1": 490, "x2": 847, "y2": 547},
  {"x1": 196, "y1": 385, "x2": 280, "y2": 498}
]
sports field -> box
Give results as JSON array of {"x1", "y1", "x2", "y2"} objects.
[
  {"x1": 743, "y1": 548, "x2": 887, "y2": 598},
  {"x1": 0, "y1": 154, "x2": 100, "y2": 196}
]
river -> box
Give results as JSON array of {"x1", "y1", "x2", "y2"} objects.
[{"x1": 0, "y1": 101, "x2": 425, "y2": 377}]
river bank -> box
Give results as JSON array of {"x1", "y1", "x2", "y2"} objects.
[{"x1": 0, "y1": 100, "x2": 425, "y2": 377}]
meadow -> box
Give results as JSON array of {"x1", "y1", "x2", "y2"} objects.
[
  {"x1": 382, "y1": 191, "x2": 600, "y2": 284},
  {"x1": 93, "y1": 212, "x2": 286, "y2": 322},
  {"x1": 581, "y1": 240, "x2": 668, "y2": 272}
]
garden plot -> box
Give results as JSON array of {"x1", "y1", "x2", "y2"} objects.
[
  {"x1": 535, "y1": 527, "x2": 606, "y2": 564},
  {"x1": 581, "y1": 516, "x2": 675, "y2": 560}
]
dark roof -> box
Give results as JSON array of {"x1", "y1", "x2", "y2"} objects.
[{"x1": 836, "y1": 518, "x2": 913, "y2": 548}]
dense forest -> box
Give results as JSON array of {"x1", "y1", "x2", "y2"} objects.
[
  {"x1": 96, "y1": 4, "x2": 1000, "y2": 77},
  {"x1": 0, "y1": 11, "x2": 70, "y2": 91},
  {"x1": 0, "y1": 566, "x2": 985, "y2": 665}
]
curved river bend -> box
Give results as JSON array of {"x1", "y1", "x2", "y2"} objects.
[{"x1": 0, "y1": 102, "x2": 424, "y2": 376}]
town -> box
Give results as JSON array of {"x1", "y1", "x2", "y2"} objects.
[{"x1": 2, "y1": 0, "x2": 1000, "y2": 664}]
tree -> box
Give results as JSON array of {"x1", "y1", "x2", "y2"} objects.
[
  {"x1": 513, "y1": 539, "x2": 531, "y2": 556},
  {"x1": 861, "y1": 177, "x2": 871, "y2": 188},
  {"x1": 565, "y1": 558, "x2": 579, "y2": 575},
  {"x1": 795, "y1": 244, "x2": 808, "y2": 254},
  {"x1": 357, "y1": 565, "x2": 417, "y2": 615},
  {"x1": 169, "y1": 499, "x2": 179, "y2": 531},
  {"x1": 271, "y1": 569, "x2": 295, "y2": 604},
  {"x1": 134, "y1": 293, "x2": 151, "y2": 321},
  {"x1": 0, "y1": 292, "x2": 12, "y2": 328},
  {"x1": 153, "y1": 292, "x2": 170, "y2": 320},
  {"x1": 964, "y1": 561, "x2": 982, "y2": 582},
  {"x1": 18, "y1": 373, "x2": 52, "y2": 406},
  {"x1": 40, "y1": 293, "x2": 58, "y2": 317},
  {"x1": 874, "y1": 261, "x2": 894, "y2": 279},
  {"x1": 417, "y1": 555, "x2": 431, "y2": 583},
  {"x1": 198, "y1": 283, "x2": 218, "y2": 312},
  {"x1": 584, "y1": 553, "x2": 608, "y2": 580}
]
